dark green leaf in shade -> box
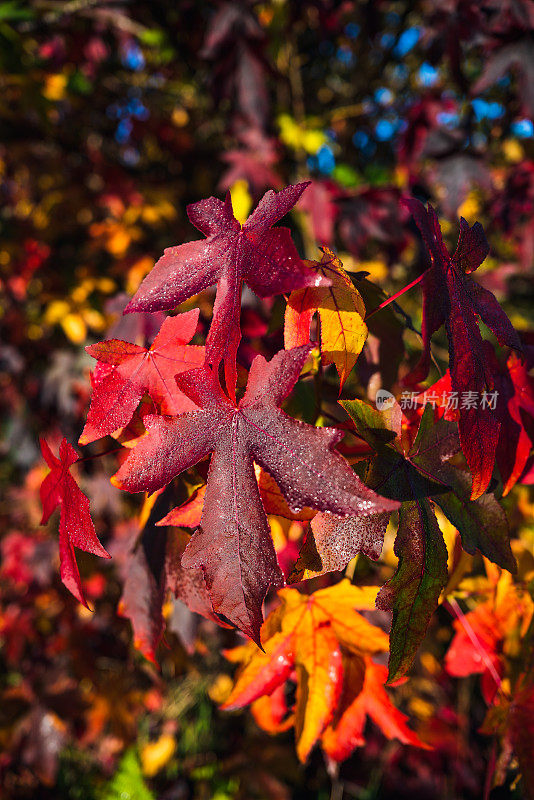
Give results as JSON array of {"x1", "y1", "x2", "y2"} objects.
[{"x1": 376, "y1": 499, "x2": 448, "y2": 682}]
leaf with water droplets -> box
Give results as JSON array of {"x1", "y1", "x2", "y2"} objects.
[
  {"x1": 124, "y1": 183, "x2": 328, "y2": 394},
  {"x1": 113, "y1": 346, "x2": 398, "y2": 643},
  {"x1": 80, "y1": 310, "x2": 204, "y2": 445}
]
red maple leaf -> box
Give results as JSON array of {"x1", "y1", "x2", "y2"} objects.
[
  {"x1": 79, "y1": 309, "x2": 204, "y2": 445},
  {"x1": 124, "y1": 183, "x2": 327, "y2": 394},
  {"x1": 112, "y1": 346, "x2": 398, "y2": 642},
  {"x1": 403, "y1": 198, "x2": 522, "y2": 498},
  {"x1": 39, "y1": 438, "x2": 110, "y2": 606}
]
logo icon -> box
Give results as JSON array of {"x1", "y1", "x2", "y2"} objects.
[{"x1": 375, "y1": 389, "x2": 395, "y2": 411}]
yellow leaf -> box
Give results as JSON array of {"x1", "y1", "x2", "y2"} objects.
[
  {"x1": 301, "y1": 129, "x2": 327, "y2": 154},
  {"x1": 457, "y1": 191, "x2": 480, "y2": 224},
  {"x1": 61, "y1": 313, "x2": 87, "y2": 343},
  {"x1": 44, "y1": 300, "x2": 70, "y2": 325},
  {"x1": 230, "y1": 180, "x2": 252, "y2": 224},
  {"x1": 294, "y1": 615, "x2": 342, "y2": 762},
  {"x1": 285, "y1": 248, "x2": 367, "y2": 388},
  {"x1": 503, "y1": 138, "x2": 524, "y2": 164},
  {"x1": 82, "y1": 308, "x2": 106, "y2": 332},
  {"x1": 208, "y1": 674, "x2": 234, "y2": 705},
  {"x1": 43, "y1": 73, "x2": 68, "y2": 101},
  {"x1": 127, "y1": 256, "x2": 155, "y2": 295},
  {"x1": 223, "y1": 582, "x2": 390, "y2": 762},
  {"x1": 313, "y1": 579, "x2": 379, "y2": 611},
  {"x1": 140, "y1": 734, "x2": 176, "y2": 777}
]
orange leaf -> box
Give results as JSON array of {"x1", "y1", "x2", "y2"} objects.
[
  {"x1": 222, "y1": 580, "x2": 401, "y2": 762},
  {"x1": 322, "y1": 658, "x2": 429, "y2": 762}
]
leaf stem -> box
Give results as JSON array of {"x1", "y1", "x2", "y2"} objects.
[
  {"x1": 78, "y1": 446, "x2": 123, "y2": 462},
  {"x1": 365, "y1": 271, "x2": 426, "y2": 321}
]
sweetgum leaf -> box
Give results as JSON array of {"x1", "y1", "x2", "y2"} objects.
[
  {"x1": 342, "y1": 399, "x2": 450, "y2": 501},
  {"x1": 223, "y1": 582, "x2": 424, "y2": 762},
  {"x1": 376, "y1": 498, "x2": 448, "y2": 683},
  {"x1": 113, "y1": 346, "x2": 398, "y2": 643},
  {"x1": 124, "y1": 183, "x2": 327, "y2": 394},
  {"x1": 119, "y1": 490, "x2": 226, "y2": 664},
  {"x1": 432, "y1": 466, "x2": 515, "y2": 573},
  {"x1": 403, "y1": 198, "x2": 521, "y2": 498},
  {"x1": 288, "y1": 510, "x2": 389, "y2": 583},
  {"x1": 39, "y1": 437, "x2": 110, "y2": 607},
  {"x1": 166, "y1": 528, "x2": 228, "y2": 628},
  {"x1": 119, "y1": 515, "x2": 167, "y2": 666},
  {"x1": 284, "y1": 247, "x2": 368, "y2": 389},
  {"x1": 80, "y1": 310, "x2": 204, "y2": 445},
  {"x1": 345, "y1": 399, "x2": 515, "y2": 572},
  {"x1": 341, "y1": 400, "x2": 513, "y2": 677},
  {"x1": 321, "y1": 657, "x2": 428, "y2": 762},
  {"x1": 484, "y1": 346, "x2": 534, "y2": 496},
  {"x1": 411, "y1": 386, "x2": 516, "y2": 571}
]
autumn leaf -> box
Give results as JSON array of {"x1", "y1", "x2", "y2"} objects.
[
  {"x1": 39, "y1": 437, "x2": 110, "y2": 606},
  {"x1": 403, "y1": 198, "x2": 521, "y2": 499},
  {"x1": 157, "y1": 483, "x2": 207, "y2": 528},
  {"x1": 341, "y1": 399, "x2": 514, "y2": 678},
  {"x1": 420, "y1": 346, "x2": 534, "y2": 497},
  {"x1": 124, "y1": 183, "x2": 327, "y2": 394},
  {"x1": 321, "y1": 657, "x2": 428, "y2": 761},
  {"x1": 377, "y1": 499, "x2": 448, "y2": 683},
  {"x1": 445, "y1": 569, "x2": 533, "y2": 704},
  {"x1": 118, "y1": 489, "x2": 227, "y2": 663},
  {"x1": 117, "y1": 490, "x2": 169, "y2": 664},
  {"x1": 165, "y1": 527, "x2": 227, "y2": 629},
  {"x1": 79, "y1": 309, "x2": 204, "y2": 445},
  {"x1": 344, "y1": 396, "x2": 515, "y2": 569},
  {"x1": 222, "y1": 581, "x2": 424, "y2": 762},
  {"x1": 289, "y1": 509, "x2": 390, "y2": 583},
  {"x1": 113, "y1": 346, "x2": 398, "y2": 642},
  {"x1": 284, "y1": 247, "x2": 367, "y2": 389}
]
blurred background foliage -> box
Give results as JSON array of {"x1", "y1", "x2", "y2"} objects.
[{"x1": 2, "y1": 1, "x2": 534, "y2": 798}]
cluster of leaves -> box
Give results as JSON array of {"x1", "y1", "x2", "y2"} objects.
[
  {"x1": 38, "y1": 172, "x2": 534, "y2": 791},
  {"x1": 3, "y1": 1, "x2": 534, "y2": 799}
]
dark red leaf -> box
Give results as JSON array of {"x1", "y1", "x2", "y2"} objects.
[
  {"x1": 124, "y1": 184, "x2": 326, "y2": 395},
  {"x1": 112, "y1": 346, "x2": 398, "y2": 643},
  {"x1": 403, "y1": 198, "x2": 521, "y2": 498}
]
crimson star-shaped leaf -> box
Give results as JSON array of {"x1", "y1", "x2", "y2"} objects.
[
  {"x1": 79, "y1": 309, "x2": 204, "y2": 445},
  {"x1": 112, "y1": 346, "x2": 398, "y2": 643},
  {"x1": 40, "y1": 438, "x2": 110, "y2": 606},
  {"x1": 403, "y1": 198, "x2": 521, "y2": 498},
  {"x1": 124, "y1": 183, "x2": 327, "y2": 394}
]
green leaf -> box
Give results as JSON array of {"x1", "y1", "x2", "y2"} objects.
[
  {"x1": 434, "y1": 465, "x2": 516, "y2": 573},
  {"x1": 0, "y1": 1, "x2": 34, "y2": 21},
  {"x1": 364, "y1": 446, "x2": 449, "y2": 500},
  {"x1": 377, "y1": 499, "x2": 448, "y2": 682},
  {"x1": 101, "y1": 749, "x2": 154, "y2": 800},
  {"x1": 341, "y1": 397, "x2": 400, "y2": 450}
]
